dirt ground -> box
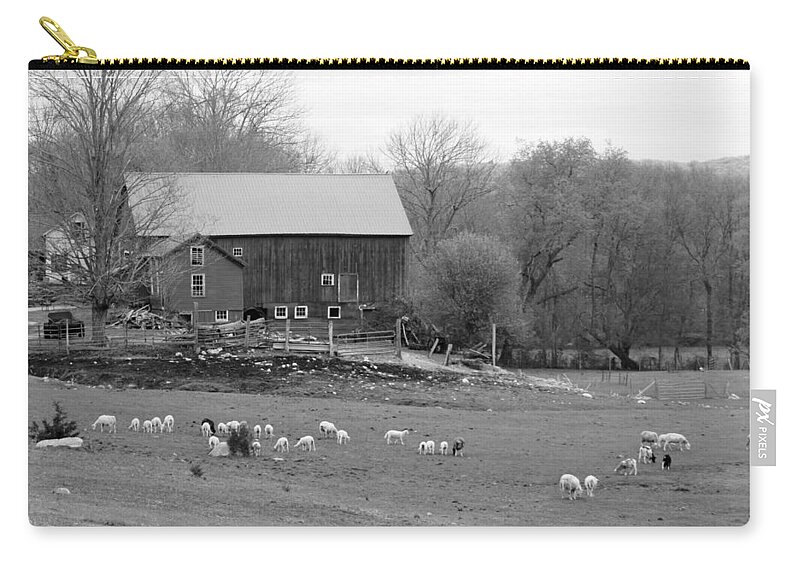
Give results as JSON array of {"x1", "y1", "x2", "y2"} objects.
[{"x1": 27, "y1": 348, "x2": 750, "y2": 526}]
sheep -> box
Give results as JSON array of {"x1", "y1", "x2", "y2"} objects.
[
  {"x1": 640, "y1": 430, "x2": 659, "y2": 446},
  {"x1": 614, "y1": 458, "x2": 638, "y2": 476},
  {"x1": 263, "y1": 424, "x2": 274, "y2": 438},
  {"x1": 251, "y1": 441, "x2": 262, "y2": 456},
  {"x1": 92, "y1": 415, "x2": 117, "y2": 433},
  {"x1": 559, "y1": 474, "x2": 583, "y2": 500},
  {"x1": 584, "y1": 475, "x2": 598, "y2": 497},
  {"x1": 217, "y1": 422, "x2": 229, "y2": 435},
  {"x1": 418, "y1": 441, "x2": 427, "y2": 454},
  {"x1": 658, "y1": 433, "x2": 691, "y2": 452},
  {"x1": 638, "y1": 444, "x2": 656, "y2": 465},
  {"x1": 208, "y1": 435, "x2": 220, "y2": 450},
  {"x1": 439, "y1": 441, "x2": 448, "y2": 455},
  {"x1": 254, "y1": 424, "x2": 262, "y2": 439},
  {"x1": 161, "y1": 414, "x2": 174, "y2": 433},
  {"x1": 384, "y1": 429, "x2": 410, "y2": 445},
  {"x1": 201, "y1": 418, "x2": 216, "y2": 435},
  {"x1": 142, "y1": 419, "x2": 153, "y2": 433},
  {"x1": 201, "y1": 422, "x2": 212, "y2": 438},
  {"x1": 151, "y1": 417, "x2": 163, "y2": 432},
  {"x1": 662, "y1": 454, "x2": 672, "y2": 470},
  {"x1": 319, "y1": 421, "x2": 338, "y2": 439},
  {"x1": 294, "y1": 435, "x2": 316, "y2": 452},
  {"x1": 227, "y1": 420, "x2": 240, "y2": 432},
  {"x1": 128, "y1": 418, "x2": 140, "y2": 432},
  {"x1": 274, "y1": 437, "x2": 289, "y2": 452},
  {"x1": 425, "y1": 440, "x2": 435, "y2": 455},
  {"x1": 336, "y1": 429, "x2": 350, "y2": 445},
  {"x1": 452, "y1": 437, "x2": 465, "y2": 457}
]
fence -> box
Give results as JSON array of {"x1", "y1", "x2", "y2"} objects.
[{"x1": 28, "y1": 321, "x2": 193, "y2": 352}]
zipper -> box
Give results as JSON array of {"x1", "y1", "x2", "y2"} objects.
[{"x1": 34, "y1": 16, "x2": 749, "y2": 70}]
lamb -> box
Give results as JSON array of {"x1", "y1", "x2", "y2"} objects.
[
  {"x1": 584, "y1": 475, "x2": 598, "y2": 497},
  {"x1": 201, "y1": 418, "x2": 216, "y2": 435},
  {"x1": 128, "y1": 418, "x2": 140, "y2": 432},
  {"x1": 263, "y1": 424, "x2": 274, "y2": 438},
  {"x1": 425, "y1": 440, "x2": 435, "y2": 455},
  {"x1": 640, "y1": 430, "x2": 659, "y2": 446},
  {"x1": 161, "y1": 414, "x2": 174, "y2": 433},
  {"x1": 658, "y1": 433, "x2": 691, "y2": 452},
  {"x1": 638, "y1": 444, "x2": 656, "y2": 464},
  {"x1": 559, "y1": 474, "x2": 583, "y2": 500},
  {"x1": 151, "y1": 417, "x2": 163, "y2": 432},
  {"x1": 254, "y1": 424, "x2": 262, "y2": 439},
  {"x1": 274, "y1": 437, "x2": 289, "y2": 452},
  {"x1": 418, "y1": 441, "x2": 427, "y2": 454},
  {"x1": 336, "y1": 429, "x2": 350, "y2": 445},
  {"x1": 92, "y1": 415, "x2": 117, "y2": 433},
  {"x1": 208, "y1": 435, "x2": 220, "y2": 450},
  {"x1": 251, "y1": 441, "x2": 262, "y2": 456},
  {"x1": 614, "y1": 458, "x2": 638, "y2": 476},
  {"x1": 217, "y1": 422, "x2": 229, "y2": 435},
  {"x1": 142, "y1": 419, "x2": 153, "y2": 433},
  {"x1": 439, "y1": 441, "x2": 448, "y2": 455},
  {"x1": 662, "y1": 454, "x2": 672, "y2": 470},
  {"x1": 384, "y1": 429, "x2": 410, "y2": 445},
  {"x1": 294, "y1": 435, "x2": 316, "y2": 452},
  {"x1": 319, "y1": 421, "x2": 338, "y2": 439},
  {"x1": 227, "y1": 420, "x2": 240, "y2": 432},
  {"x1": 452, "y1": 437, "x2": 465, "y2": 457},
  {"x1": 201, "y1": 422, "x2": 212, "y2": 438}
]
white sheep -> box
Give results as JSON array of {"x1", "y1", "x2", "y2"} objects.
[
  {"x1": 161, "y1": 414, "x2": 174, "y2": 433},
  {"x1": 584, "y1": 475, "x2": 598, "y2": 497},
  {"x1": 638, "y1": 444, "x2": 655, "y2": 465},
  {"x1": 201, "y1": 422, "x2": 212, "y2": 438},
  {"x1": 294, "y1": 435, "x2": 316, "y2": 452},
  {"x1": 658, "y1": 433, "x2": 691, "y2": 451},
  {"x1": 452, "y1": 437, "x2": 465, "y2": 457},
  {"x1": 208, "y1": 435, "x2": 220, "y2": 450},
  {"x1": 254, "y1": 424, "x2": 262, "y2": 439},
  {"x1": 559, "y1": 474, "x2": 583, "y2": 500},
  {"x1": 641, "y1": 430, "x2": 659, "y2": 446},
  {"x1": 439, "y1": 441, "x2": 448, "y2": 455},
  {"x1": 142, "y1": 419, "x2": 153, "y2": 433},
  {"x1": 418, "y1": 441, "x2": 427, "y2": 454},
  {"x1": 425, "y1": 440, "x2": 435, "y2": 455},
  {"x1": 319, "y1": 421, "x2": 338, "y2": 438},
  {"x1": 251, "y1": 441, "x2": 262, "y2": 456},
  {"x1": 227, "y1": 420, "x2": 240, "y2": 432},
  {"x1": 92, "y1": 415, "x2": 117, "y2": 433},
  {"x1": 264, "y1": 424, "x2": 274, "y2": 438},
  {"x1": 336, "y1": 429, "x2": 350, "y2": 445},
  {"x1": 384, "y1": 429, "x2": 410, "y2": 445},
  {"x1": 217, "y1": 422, "x2": 229, "y2": 435},
  {"x1": 614, "y1": 458, "x2": 638, "y2": 476},
  {"x1": 128, "y1": 418, "x2": 140, "y2": 432},
  {"x1": 274, "y1": 437, "x2": 289, "y2": 452},
  {"x1": 151, "y1": 417, "x2": 163, "y2": 432}
]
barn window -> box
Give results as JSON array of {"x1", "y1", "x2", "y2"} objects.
[
  {"x1": 232, "y1": 247, "x2": 243, "y2": 257},
  {"x1": 321, "y1": 273, "x2": 334, "y2": 286},
  {"x1": 215, "y1": 310, "x2": 229, "y2": 322},
  {"x1": 327, "y1": 306, "x2": 341, "y2": 319},
  {"x1": 274, "y1": 306, "x2": 288, "y2": 319},
  {"x1": 191, "y1": 274, "x2": 205, "y2": 297},
  {"x1": 190, "y1": 246, "x2": 204, "y2": 266},
  {"x1": 295, "y1": 306, "x2": 308, "y2": 319},
  {"x1": 338, "y1": 273, "x2": 358, "y2": 302}
]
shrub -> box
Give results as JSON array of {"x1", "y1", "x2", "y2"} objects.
[
  {"x1": 29, "y1": 401, "x2": 80, "y2": 442},
  {"x1": 227, "y1": 424, "x2": 252, "y2": 456}
]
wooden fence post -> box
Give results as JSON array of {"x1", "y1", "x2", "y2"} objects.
[
  {"x1": 193, "y1": 302, "x2": 199, "y2": 353},
  {"x1": 395, "y1": 318, "x2": 402, "y2": 359},
  {"x1": 285, "y1": 318, "x2": 290, "y2": 352},
  {"x1": 245, "y1": 315, "x2": 251, "y2": 349},
  {"x1": 444, "y1": 343, "x2": 453, "y2": 366},
  {"x1": 329, "y1": 320, "x2": 334, "y2": 357},
  {"x1": 491, "y1": 323, "x2": 497, "y2": 367},
  {"x1": 65, "y1": 318, "x2": 70, "y2": 355},
  {"x1": 428, "y1": 337, "x2": 440, "y2": 358}
]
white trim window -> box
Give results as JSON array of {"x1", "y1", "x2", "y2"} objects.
[
  {"x1": 215, "y1": 310, "x2": 228, "y2": 322},
  {"x1": 191, "y1": 274, "x2": 205, "y2": 297},
  {"x1": 274, "y1": 306, "x2": 288, "y2": 319},
  {"x1": 327, "y1": 306, "x2": 341, "y2": 319},
  {"x1": 232, "y1": 247, "x2": 243, "y2": 257},
  {"x1": 321, "y1": 273, "x2": 334, "y2": 286},
  {"x1": 294, "y1": 305, "x2": 308, "y2": 319},
  {"x1": 190, "y1": 246, "x2": 204, "y2": 266}
]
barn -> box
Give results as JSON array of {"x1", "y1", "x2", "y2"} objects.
[{"x1": 139, "y1": 173, "x2": 413, "y2": 325}]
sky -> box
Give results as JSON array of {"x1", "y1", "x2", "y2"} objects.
[{"x1": 293, "y1": 69, "x2": 749, "y2": 164}]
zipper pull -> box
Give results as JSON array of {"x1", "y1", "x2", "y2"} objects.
[{"x1": 39, "y1": 16, "x2": 98, "y2": 64}]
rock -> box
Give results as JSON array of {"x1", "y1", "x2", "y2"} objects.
[
  {"x1": 53, "y1": 487, "x2": 71, "y2": 495},
  {"x1": 35, "y1": 437, "x2": 83, "y2": 449},
  {"x1": 637, "y1": 399, "x2": 647, "y2": 404},
  {"x1": 581, "y1": 393, "x2": 593, "y2": 398},
  {"x1": 208, "y1": 442, "x2": 230, "y2": 457}
]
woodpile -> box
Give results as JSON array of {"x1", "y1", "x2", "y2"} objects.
[{"x1": 110, "y1": 305, "x2": 175, "y2": 329}]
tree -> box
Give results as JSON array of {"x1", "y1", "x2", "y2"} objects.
[
  {"x1": 29, "y1": 69, "x2": 181, "y2": 344},
  {"x1": 418, "y1": 232, "x2": 521, "y2": 347},
  {"x1": 385, "y1": 116, "x2": 496, "y2": 260}
]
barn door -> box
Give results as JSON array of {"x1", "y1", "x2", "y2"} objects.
[{"x1": 338, "y1": 273, "x2": 358, "y2": 302}]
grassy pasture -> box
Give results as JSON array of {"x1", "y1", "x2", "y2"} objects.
[{"x1": 28, "y1": 370, "x2": 749, "y2": 526}]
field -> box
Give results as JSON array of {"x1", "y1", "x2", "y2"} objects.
[{"x1": 27, "y1": 349, "x2": 750, "y2": 526}]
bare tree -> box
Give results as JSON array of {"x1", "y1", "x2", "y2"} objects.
[
  {"x1": 384, "y1": 116, "x2": 496, "y2": 260},
  {"x1": 29, "y1": 69, "x2": 183, "y2": 344}
]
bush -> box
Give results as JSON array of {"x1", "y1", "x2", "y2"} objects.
[
  {"x1": 227, "y1": 424, "x2": 252, "y2": 456},
  {"x1": 29, "y1": 401, "x2": 80, "y2": 442}
]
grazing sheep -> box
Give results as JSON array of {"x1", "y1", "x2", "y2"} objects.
[
  {"x1": 208, "y1": 435, "x2": 220, "y2": 450},
  {"x1": 201, "y1": 418, "x2": 216, "y2": 435},
  {"x1": 559, "y1": 474, "x2": 583, "y2": 500},
  {"x1": 658, "y1": 433, "x2": 691, "y2": 451},
  {"x1": 227, "y1": 420, "x2": 240, "y2": 432},
  {"x1": 92, "y1": 415, "x2": 117, "y2": 433},
  {"x1": 251, "y1": 441, "x2": 262, "y2": 456},
  {"x1": 294, "y1": 435, "x2": 316, "y2": 452},
  {"x1": 319, "y1": 421, "x2": 338, "y2": 438},
  {"x1": 217, "y1": 422, "x2": 229, "y2": 435},
  {"x1": 264, "y1": 424, "x2": 274, "y2": 438},
  {"x1": 425, "y1": 440, "x2": 435, "y2": 455},
  {"x1": 614, "y1": 458, "x2": 638, "y2": 476},
  {"x1": 384, "y1": 429, "x2": 410, "y2": 445},
  {"x1": 142, "y1": 419, "x2": 153, "y2": 433},
  {"x1": 584, "y1": 475, "x2": 598, "y2": 497},
  {"x1": 418, "y1": 441, "x2": 427, "y2": 454},
  {"x1": 254, "y1": 424, "x2": 262, "y2": 439},
  {"x1": 662, "y1": 454, "x2": 672, "y2": 470},
  {"x1": 151, "y1": 417, "x2": 163, "y2": 432},
  {"x1": 452, "y1": 437, "x2": 465, "y2": 457},
  {"x1": 128, "y1": 418, "x2": 140, "y2": 432},
  {"x1": 161, "y1": 414, "x2": 174, "y2": 433},
  {"x1": 638, "y1": 444, "x2": 656, "y2": 465},
  {"x1": 440, "y1": 441, "x2": 448, "y2": 455},
  {"x1": 336, "y1": 429, "x2": 350, "y2": 445},
  {"x1": 201, "y1": 422, "x2": 212, "y2": 438},
  {"x1": 640, "y1": 430, "x2": 659, "y2": 446},
  {"x1": 274, "y1": 437, "x2": 289, "y2": 452}
]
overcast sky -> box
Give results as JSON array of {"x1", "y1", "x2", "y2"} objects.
[{"x1": 293, "y1": 69, "x2": 749, "y2": 164}]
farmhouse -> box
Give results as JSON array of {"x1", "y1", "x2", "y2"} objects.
[{"x1": 140, "y1": 173, "x2": 413, "y2": 324}]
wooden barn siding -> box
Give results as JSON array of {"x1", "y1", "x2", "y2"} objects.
[
  {"x1": 212, "y1": 235, "x2": 408, "y2": 310},
  {"x1": 164, "y1": 248, "x2": 244, "y2": 315}
]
